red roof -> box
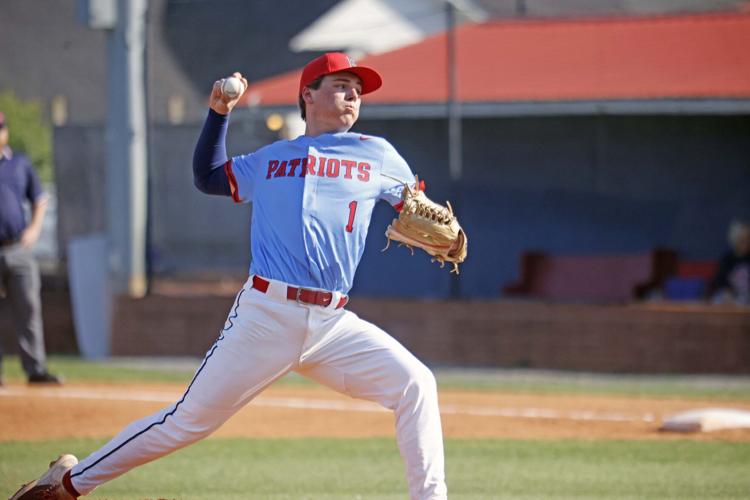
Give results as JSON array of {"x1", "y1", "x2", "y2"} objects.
[{"x1": 242, "y1": 13, "x2": 750, "y2": 106}]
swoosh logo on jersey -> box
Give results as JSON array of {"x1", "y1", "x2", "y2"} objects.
[{"x1": 359, "y1": 136, "x2": 371, "y2": 141}]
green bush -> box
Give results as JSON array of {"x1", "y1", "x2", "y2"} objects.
[{"x1": 0, "y1": 90, "x2": 53, "y2": 184}]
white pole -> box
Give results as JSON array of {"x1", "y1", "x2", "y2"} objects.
[{"x1": 105, "y1": 0, "x2": 148, "y2": 297}]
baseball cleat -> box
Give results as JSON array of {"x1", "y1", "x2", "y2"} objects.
[{"x1": 8, "y1": 454, "x2": 78, "y2": 500}]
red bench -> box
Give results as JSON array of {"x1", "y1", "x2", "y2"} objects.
[
  {"x1": 676, "y1": 260, "x2": 717, "y2": 280},
  {"x1": 502, "y1": 249, "x2": 678, "y2": 302}
]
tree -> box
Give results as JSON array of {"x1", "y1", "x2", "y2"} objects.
[{"x1": 0, "y1": 91, "x2": 53, "y2": 184}]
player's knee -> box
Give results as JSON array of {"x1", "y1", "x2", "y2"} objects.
[
  {"x1": 169, "y1": 403, "x2": 226, "y2": 440},
  {"x1": 402, "y1": 362, "x2": 438, "y2": 400},
  {"x1": 171, "y1": 417, "x2": 220, "y2": 443},
  {"x1": 416, "y1": 364, "x2": 438, "y2": 394}
]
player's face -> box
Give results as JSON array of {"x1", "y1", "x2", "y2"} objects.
[
  {"x1": 0, "y1": 125, "x2": 7, "y2": 148},
  {"x1": 309, "y1": 72, "x2": 362, "y2": 132}
]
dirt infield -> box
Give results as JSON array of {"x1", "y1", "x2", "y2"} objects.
[{"x1": 2, "y1": 382, "x2": 750, "y2": 442}]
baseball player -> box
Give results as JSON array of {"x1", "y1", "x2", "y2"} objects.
[{"x1": 10, "y1": 52, "x2": 466, "y2": 500}]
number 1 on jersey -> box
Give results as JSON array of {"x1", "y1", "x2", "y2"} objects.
[{"x1": 345, "y1": 200, "x2": 358, "y2": 233}]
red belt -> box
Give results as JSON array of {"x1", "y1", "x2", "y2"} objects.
[{"x1": 251, "y1": 275, "x2": 348, "y2": 309}]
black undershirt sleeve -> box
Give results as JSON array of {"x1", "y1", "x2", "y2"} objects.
[{"x1": 192, "y1": 109, "x2": 231, "y2": 196}]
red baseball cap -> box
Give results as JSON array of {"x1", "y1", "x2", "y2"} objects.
[{"x1": 298, "y1": 52, "x2": 382, "y2": 96}]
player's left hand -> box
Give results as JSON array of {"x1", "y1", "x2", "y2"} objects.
[{"x1": 210, "y1": 72, "x2": 248, "y2": 115}]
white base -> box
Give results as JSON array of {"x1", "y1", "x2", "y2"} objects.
[{"x1": 660, "y1": 408, "x2": 750, "y2": 432}]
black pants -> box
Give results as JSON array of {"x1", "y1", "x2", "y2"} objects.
[{"x1": 0, "y1": 243, "x2": 47, "y2": 377}]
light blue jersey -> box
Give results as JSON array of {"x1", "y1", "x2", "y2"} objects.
[{"x1": 228, "y1": 132, "x2": 414, "y2": 294}]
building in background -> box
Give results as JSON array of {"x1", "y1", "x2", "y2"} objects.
[
  {"x1": 287, "y1": 0, "x2": 750, "y2": 57},
  {"x1": 289, "y1": 0, "x2": 487, "y2": 56},
  {"x1": 2, "y1": 0, "x2": 748, "y2": 126}
]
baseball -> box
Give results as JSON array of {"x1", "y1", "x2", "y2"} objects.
[{"x1": 221, "y1": 76, "x2": 244, "y2": 99}]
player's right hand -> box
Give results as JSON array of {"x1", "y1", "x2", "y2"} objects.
[{"x1": 209, "y1": 72, "x2": 248, "y2": 115}]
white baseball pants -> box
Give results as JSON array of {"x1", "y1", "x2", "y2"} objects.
[{"x1": 68, "y1": 275, "x2": 448, "y2": 499}]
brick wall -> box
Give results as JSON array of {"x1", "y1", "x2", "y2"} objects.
[
  {"x1": 110, "y1": 294, "x2": 235, "y2": 357},
  {"x1": 109, "y1": 290, "x2": 750, "y2": 374},
  {"x1": 347, "y1": 299, "x2": 750, "y2": 373},
  {"x1": 3, "y1": 284, "x2": 748, "y2": 374}
]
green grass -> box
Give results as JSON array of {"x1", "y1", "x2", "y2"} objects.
[
  {"x1": 432, "y1": 369, "x2": 750, "y2": 401},
  {"x1": 2, "y1": 355, "x2": 197, "y2": 384},
  {"x1": 3, "y1": 356, "x2": 750, "y2": 400},
  {"x1": 1, "y1": 438, "x2": 749, "y2": 499},
  {"x1": 3, "y1": 357, "x2": 750, "y2": 498}
]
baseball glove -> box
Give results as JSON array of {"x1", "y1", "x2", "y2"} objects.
[{"x1": 383, "y1": 176, "x2": 467, "y2": 273}]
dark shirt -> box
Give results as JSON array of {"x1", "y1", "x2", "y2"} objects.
[
  {"x1": 0, "y1": 147, "x2": 44, "y2": 242},
  {"x1": 713, "y1": 250, "x2": 750, "y2": 296}
]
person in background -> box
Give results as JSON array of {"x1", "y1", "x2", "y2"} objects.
[
  {"x1": 712, "y1": 219, "x2": 750, "y2": 305},
  {"x1": 0, "y1": 111, "x2": 61, "y2": 385}
]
